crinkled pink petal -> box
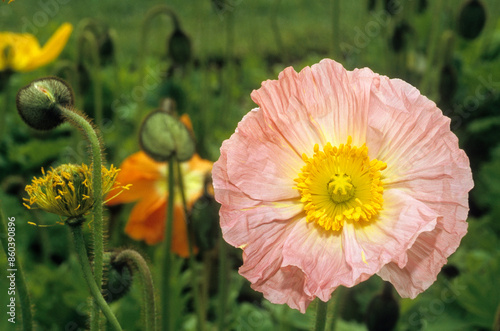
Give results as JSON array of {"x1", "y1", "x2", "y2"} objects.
[
  {"x1": 377, "y1": 217, "x2": 467, "y2": 298},
  {"x1": 223, "y1": 108, "x2": 306, "y2": 201},
  {"x1": 278, "y1": 188, "x2": 438, "y2": 310},
  {"x1": 342, "y1": 188, "x2": 438, "y2": 271},
  {"x1": 251, "y1": 265, "x2": 310, "y2": 313},
  {"x1": 365, "y1": 75, "x2": 473, "y2": 297},
  {"x1": 251, "y1": 60, "x2": 377, "y2": 153}
]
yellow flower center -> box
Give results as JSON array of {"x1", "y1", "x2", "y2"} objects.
[
  {"x1": 294, "y1": 136, "x2": 387, "y2": 231},
  {"x1": 23, "y1": 163, "x2": 126, "y2": 219}
]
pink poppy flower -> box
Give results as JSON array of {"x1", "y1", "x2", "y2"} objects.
[{"x1": 212, "y1": 59, "x2": 473, "y2": 312}]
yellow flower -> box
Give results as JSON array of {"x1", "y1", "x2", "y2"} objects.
[
  {"x1": 24, "y1": 163, "x2": 126, "y2": 219},
  {"x1": 0, "y1": 23, "x2": 73, "y2": 72}
]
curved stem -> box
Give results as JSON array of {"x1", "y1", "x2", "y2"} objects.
[
  {"x1": 315, "y1": 300, "x2": 329, "y2": 331},
  {"x1": 138, "y1": 5, "x2": 180, "y2": 121},
  {"x1": 115, "y1": 249, "x2": 157, "y2": 331},
  {"x1": 70, "y1": 224, "x2": 122, "y2": 331},
  {"x1": 79, "y1": 31, "x2": 103, "y2": 129},
  {"x1": 58, "y1": 105, "x2": 104, "y2": 330},
  {"x1": 161, "y1": 160, "x2": 175, "y2": 331},
  {"x1": 0, "y1": 202, "x2": 33, "y2": 331},
  {"x1": 175, "y1": 160, "x2": 205, "y2": 331}
]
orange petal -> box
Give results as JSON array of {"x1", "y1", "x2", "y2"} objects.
[
  {"x1": 179, "y1": 114, "x2": 193, "y2": 132},
  {"x1": 106, "y1": 151, "x2": 164, "y2": 205},
  {"x1": 125, "y1": 194, "x2": 165, "y2": 244},
  {"x1": 171, "y1": 205, "x2": 198, "y2": 257},
  {"x1": 125, "y1": 196, "x2": 197, "y2": 256}
]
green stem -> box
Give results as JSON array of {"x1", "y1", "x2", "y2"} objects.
[
  {"x1": 79, "y1": 30, "x2": 103, "y2": 129},
  {"x1": 331, "y1": 0, "x2": 340, "y2": 59},
  {"x1": 315, "y1": 300, "x2": 329, "y2": 331},
  {"x1": 0, "y1": 202, "x2": 33, "y2": 331},
  {"x1": 115, "y1": 249, "x2": 157, "y2": 331},
  {"x1": 328, "y1": 286, "x2": 343, "y2": 331},
  {"x1": 58, "y1": 105, "x2": 104, "y2": 330},
  {"x1": 221, "y1": 8, "x2": 234, "y2": 119},
  {"x1": 161, "y1": 160, "x2": 175, "y2": 331},
  {"x1": 175, "y1": 160, "x2": 205, "y2": 331},
  {"x1": 69, "y1": 223, "x2": 122, "y2": 331},
  {"x1": 271, "y1": 0, "x2": 286, "y2": 62},
  {"x1": 217, "y1": 230, "x2": 229, "y2": 331},
  {"x1": 419, "y1": 0, "x2": 445, "y2": 97},
  {"x1": 0, "y1": 71, "x2": 12, "y2": 137}
]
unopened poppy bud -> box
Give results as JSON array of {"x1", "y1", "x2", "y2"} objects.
[
  {"x1": 367, "y1": 0, "x2": 377, "y2": 12},
  {"x1": 440, "y1": 264, "x2": 460, "y2": 279},
  {"x1": 417, "y1": 0, "x2": 428, "y2": 13},
  {"x1": 365, "y1": 282, "x2": 399, "y2": 331},
  {"x1": 104, "y1": 252, "x2": 134, "y2": 303},
  {"x1": 457, "y1": 0, "x2": 486, "y2": 40},
  {"x1": 211, "y1": 0, "x2": 226, "y2": 12},
  {"x1": 390, "y1": 22, "x2": 412, "y2": 53},
  {"x1": 384, "y1": 0, "x2": 400, "y2": 16},
  {"x1": 139, "y1": 110, "x2": 195, "y2": 162},
  {"x1": 16, "y1": 77, "x2": 74, "y2": 130},
  {"x1": 190, "y1": 176, "x2": 219, "y2": 250},
  {"x1": 168, "y1": 28, "x2": 191, "y2": 66}
]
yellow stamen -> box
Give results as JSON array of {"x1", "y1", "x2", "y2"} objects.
[
  {"x1": 294, "y1": 136, "x2": 386, "y2": 231},
  {"x1": 23, "y1": 163, "x2": 127, "y2": 219}
]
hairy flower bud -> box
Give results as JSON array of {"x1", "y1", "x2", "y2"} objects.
[
  {"x1": 139, "y1": 110, "x2": 195, "y2": 162},
  {"x1": 16, "y1": 77, "x2": 74, "y2": 130},
  {"x1": 104, "y1": 252, "x2": 134, "y2": 303}
]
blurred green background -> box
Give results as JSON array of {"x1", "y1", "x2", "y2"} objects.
[{"x1": 1, "y1": 0, "x2": 500, "y2": 330}]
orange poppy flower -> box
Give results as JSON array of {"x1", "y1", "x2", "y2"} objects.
[{"x1": 107, "y1": 146, "x2": 213, "y2": 257}]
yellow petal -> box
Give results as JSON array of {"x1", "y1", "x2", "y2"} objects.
[{"x1": 20, "y1": 23, "x2": 73, "y2": 72}]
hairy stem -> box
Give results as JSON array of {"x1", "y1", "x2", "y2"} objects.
[
  {"x1": 315, "y1": 300, "x2": 329, "y2": 331},
  {"x1": 115, "y1": 249, "x2": 157, "y2": 331},
  {"x1": 175, "y1": 160, "x2": 205, "y2": 331},
  {"x1": 58, "y1": 105, "x2": 104, "y2": 330},
  {"x1": 69, "y1": 223, "x2": 121, "y2": 331},
  {"x1": 161, "y1": 160, "x2": 175, "y2": 331}
]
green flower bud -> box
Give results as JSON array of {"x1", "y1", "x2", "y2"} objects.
[
  {"x1": 168, "y1": 28, "x2": 191, "y2": 67},
  {"x1": 365, "y1": 282, "x2": 399, "y2": 331},
  {"x1": 417, "y1": 0, "x2": 428, "y2": 14},
  {"x1": 139, "y1": 109, "x2": 195, "y2": 162},
  {"x1": 384, "y1": 0, "x2": 400, "y2": 16},
  {"x1": 104, "y1": 252, "x2": 134, "y2": 303},
  {"x1": 390, "y1": 22, "x2": 412, "y2": 53},
  {"x1": 16, "y1": 77, "x2": 74, "y2": 131},
  {"x1": 367, "y1": 0, "x2": 377, "y2": 12},
  {"x1": 457, "y1": 0, "x2": 487, "y2": 40},
  {"x1": 190, "y1": 175, "x2": 220, "y2": 250}
]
